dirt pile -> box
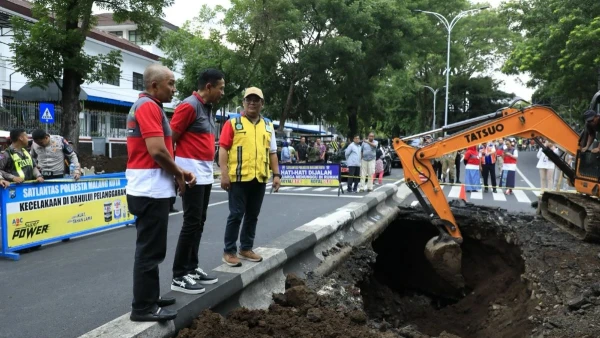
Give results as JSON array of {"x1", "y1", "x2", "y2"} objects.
[
  {"x1": 178, "y1": 201, "x2": 600, "y2": 338},
  {"x1": 177, "y1": 273, "x2": 396, "y2": 338},
  {"x1": 79, "y1": 153, "x2": 127, "y2": 173}
]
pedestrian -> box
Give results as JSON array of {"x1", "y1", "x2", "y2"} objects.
[
  {"x1": 126, "y1": 64, "x2": 196, "y2": 322},
  {"x1": 463, "y1": 145, "x2": 480, "y2": 192},
  {"x1": 480, "y1": 142, "x2": 497, "y2": 193},
  {"x1": 441, "y1": 151, "x2": 456, "y2": 184},
  {"x1": 169, "y1": 69, "x2": 224, "y2": 294},
  {"x1": 373, "y1": 144, "x2": 384, "y2": 185},
  {"x1": 359, "y1": 132, "x2": 378, "y2": 192},
  {"x1": 454, "y1": 150, "x2": 463, "y2": 184},
  {"x1": 218, "y1": 87, "x2": 281, "y2": 267},
  {"x1": 345, "y1": 135, "x2": 361, "y2": 192},
  {"x1": 297, "y1": 137, "x2": 308, "y2": 163},
  {"x1": 30, "y1": 129, "x2": 81, "y2": 180},
  {"x1": 0, "y1": 128, "x2": 44, "y2": 184},
  {"x1": 280, "y1": 141, "x2": 293, "y2": 164},
  {"x1": 500, "y1": 140, "x2": 518, "y2": 195},
  {"x1": 537, "y1": 140, "x2": 558, "y2": 192},
  {"x1": 495, "y1": 140, "x2": 504, "y2": 178},
  {"x1": 315, "y1": 138, "x2": 326, "y2": 163}
]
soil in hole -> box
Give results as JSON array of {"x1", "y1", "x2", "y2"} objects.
[{"x1": 361, "y1": 218, "x2": 532, "y2": 338}]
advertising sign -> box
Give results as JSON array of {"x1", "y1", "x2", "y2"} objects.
[
  {"x1": 279, "y1": 163, "x2": 341, "y2": 187},
  {"x1": 2, "y1": 175, "x2": 134, "y2": 252}
]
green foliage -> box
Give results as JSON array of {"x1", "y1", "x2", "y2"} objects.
[
  {"x1": 162, "y1": 0, "x2": 520, "y2": 139},
  {"x1": 502, "y1": 0, "x2": 600, "y2": 109}
]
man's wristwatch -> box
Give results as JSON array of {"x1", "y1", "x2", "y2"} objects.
[{"x1": 273, "y1": 173, "x2": 282, "y2": 179}]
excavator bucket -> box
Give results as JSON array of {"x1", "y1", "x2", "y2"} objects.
[{"x1": 424, "y1": 235, "x2": 465, "y2": 289}]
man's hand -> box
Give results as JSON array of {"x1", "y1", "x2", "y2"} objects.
[
  {"x1": 183, "y1": 170, "x2": 196, "y2": 187},
  {"x1": 592, "y1": 148, "x2": 600, "y2": 154},
  {"x1": 221, "y1": 174, "x2": 231, "y2": 191},
  {"x1": 13, "y1": 177, "x2": 24, "y2": 183},
  {"x1": 272, "y1": 176, "x2": 281, "y2": 192},
  {"x1": 582, "y1": 147, "x2": 588, "y2": 152},
  {"x1": 175, "y1": 170, "x2": 187, "y2": 195},
  {"x1": 36, "y1": 176, "x2": 44, "y2": 183},
  {"x1": 73, "y1": 172, "x2": 81, "y2": 181},
  {"x1": 0, "y1": 180, "x2": 9, "y2": 188}
]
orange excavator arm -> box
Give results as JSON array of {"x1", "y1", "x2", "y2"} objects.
[{"x1": 393, "y1": 104, "x2": 580, "y2": 243}]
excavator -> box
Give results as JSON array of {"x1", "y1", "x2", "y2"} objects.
[{"x1": 392, "y1": 91, "x2": 600, "y2": 289}]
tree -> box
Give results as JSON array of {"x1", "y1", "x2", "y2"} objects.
[
  {"x1": 502, "y1": 0, "x2": 600, "y2": 111},
  {"x1": 11, "y1": 0, "x2": 173, "y2": 147}
]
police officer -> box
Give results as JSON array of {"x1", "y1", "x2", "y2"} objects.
[
  {"x1": 30, "y1": 129, "x2": 81, "y2": 180},
  {"x1": 0, "y1": 128, "x2": 44, "y2": 183}
]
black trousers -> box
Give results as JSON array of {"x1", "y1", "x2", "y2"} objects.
[
  {"x1": 172, "y1": 184, "x2": 212, "y2": 278},
  {"x1": 224, "y1": 179, "x2": 266, "y2": 253},
  {"x1": 434, "y1": 161, "x2": 443, "y2": 180},
  {"x1": 347, "y1": 166, "x2": 360, "y2": 191},
  {"x1": 127, "y1": 195, "x2": 170, "y2": 312},
  {"x1": 482, "y1": 163, "x2": 497, "y2": 189},
  {"x1": 455, "y1": 154, "x2": 461, "y2": 182}
]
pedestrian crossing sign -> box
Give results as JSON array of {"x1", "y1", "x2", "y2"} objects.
[{"x1": 39, "y1": 103, "x2": 55, "y2": 124}]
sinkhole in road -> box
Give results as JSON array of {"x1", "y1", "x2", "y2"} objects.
[{"x1": 360, "y1": 216, "x2": 533, "y2": 338}]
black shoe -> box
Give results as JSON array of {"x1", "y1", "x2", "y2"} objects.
[
  {"x1": 171, "y1": 275, "x2": 206, "y2": 294},
  {"x1": 484, "y1": 188, "x2": 489, "y2": 193},
  {"x1": 157, "y1": 297, "x2": 176, "y2": 307},
  {"x1": 188, "y1": 267, "x2": 219, "y2": 285},
  {"x1": 493, "y1": 189, "x2": 498, "y2": 193},
  {"x1": 130, "y1": 307, "x2": 177, "y2": 322},
  {"x1": 169, "y1": 208, "x2": 179, "y2": 213}
]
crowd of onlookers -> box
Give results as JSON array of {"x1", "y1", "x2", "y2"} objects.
[{"x1": 419, "y1": 135, "x2": 574, "y2": 194}]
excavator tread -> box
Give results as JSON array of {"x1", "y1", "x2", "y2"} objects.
[{"x1": 540, "y1": 191, "x2": 600, "y2": 243}]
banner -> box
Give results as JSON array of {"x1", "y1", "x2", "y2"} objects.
[
  {"x1": 279, "y1": 163, "x2": 341, "y2": 187},
  {"x1": 2, "y1": 174, "x2": 134, "y2": 253}
]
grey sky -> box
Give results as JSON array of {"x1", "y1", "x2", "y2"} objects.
[{"x1": 158, "y1": 0, "x2": 533, "y2": 100}]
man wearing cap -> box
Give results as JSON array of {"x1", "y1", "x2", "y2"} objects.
[
  {"x1": 581, "y1": 110, "x2": 600, "y2": 153},
  {"x1": 218, "y1": 87, "x2": 281, "y2": 267}
]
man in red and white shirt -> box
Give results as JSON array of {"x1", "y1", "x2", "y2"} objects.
[
  {"x1": 169, "y1": 69, "x2": 224, "y2": 294},
  {"x1": 126, "y1": 64, "x2": 196, "y2": 322}
]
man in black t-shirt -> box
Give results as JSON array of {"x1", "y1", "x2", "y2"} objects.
[{"x1": 581, "y1": 110, "x2": 600, "y2": 152}]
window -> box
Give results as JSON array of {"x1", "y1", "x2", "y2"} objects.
[
  {"x1": 133, "y1": 72, "x2": 144, "y2": 91},
  {"x1": 102, "y1": 64, "x2": 120, "y2": 86},
  {"x1": 128, "y1": 30, "x2": 143, "y2": 44},
  {"x1": 109, "y1": 31, "x2": 123, "y2": 37}
]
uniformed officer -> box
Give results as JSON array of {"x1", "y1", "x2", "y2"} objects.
[
  {"x1": 0, "y1": 128, "x2": 44, "y2": 183},
  {"x1": 31, "y1": 129, "x2": 81, "y2": 180}
]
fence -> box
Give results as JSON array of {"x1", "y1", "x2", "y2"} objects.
[{"x1": 0, "y1": 98, "x2": 128, "y2": 138}]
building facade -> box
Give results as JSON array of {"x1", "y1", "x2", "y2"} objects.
[{"x1": 0, "y1": 0, "x2": 181, "y2": 156}]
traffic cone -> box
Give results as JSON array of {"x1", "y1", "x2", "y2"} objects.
[{"x1": 459, "y1": 184, "x2": 468, "y2": 202}]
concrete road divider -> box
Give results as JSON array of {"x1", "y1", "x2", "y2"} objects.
[{"x1": 80, "y1": 182, "x2": 412, "y2": 338}]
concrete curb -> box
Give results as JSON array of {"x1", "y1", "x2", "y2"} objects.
[{"x1": 79, "y1": 181, "x2": 412, "y2": 338}]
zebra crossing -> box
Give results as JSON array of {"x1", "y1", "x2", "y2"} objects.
[{"x1": 442, "y1": 184, "x2": 541, "y2": 204}]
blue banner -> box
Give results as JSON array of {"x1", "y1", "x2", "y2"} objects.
[
  {"x1": 279, "y1": 163, "x2": 341, "y2": 187},
  {"x1": 1, "y1": 173, "x2": 135, "y2": 261}
]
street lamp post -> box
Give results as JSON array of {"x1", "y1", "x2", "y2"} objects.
[
  {"x1": 423, "y1": 85, "x2": 444, "y2": 130},
  {"x1": 414, "y1": 7, "x2": 489, "y2": 128}
]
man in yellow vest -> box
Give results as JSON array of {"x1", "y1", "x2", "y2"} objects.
[
  {"x1": 0, "y1": 128, "x2": 44, "y2": 183},
  {"x1": 218, "y1": 87, "x2": 281, "y2": 267}
]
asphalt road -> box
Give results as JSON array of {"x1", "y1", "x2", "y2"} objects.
[
  {"x1": 0, "y1": 169, "x2": 405, "y2": 338},
  {"x1": 400, "y1": 150, "x2": 560, "y2": 212}
]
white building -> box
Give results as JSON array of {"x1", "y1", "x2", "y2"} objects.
[{"x1": 0, "y1": 0, "x2": 181, "y2": 146}]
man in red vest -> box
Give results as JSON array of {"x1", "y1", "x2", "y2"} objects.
[{"x1": 169, "y1": 69, "x2": 224, "y2": 294}]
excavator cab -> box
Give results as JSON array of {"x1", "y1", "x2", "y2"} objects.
[{"x1": 393, "y1": 91, "x2": 600, "y2": 290}]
